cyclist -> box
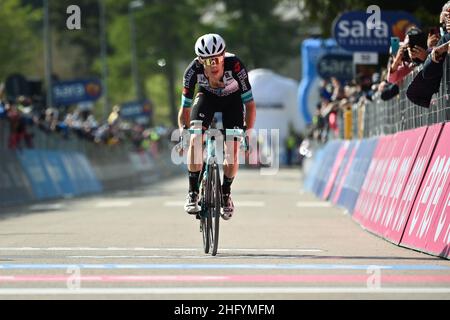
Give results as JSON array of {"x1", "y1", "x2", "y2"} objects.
[{"x1": 178, "y1": 33, "x2": 256, "y2": 220}]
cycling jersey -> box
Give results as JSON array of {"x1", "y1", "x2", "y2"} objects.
[{"x1": 181, "y1": 53, "x2": 254, "y2": 108}]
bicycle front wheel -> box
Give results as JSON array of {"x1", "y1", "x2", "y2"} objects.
[
  {"x1": 209, "y1": 164, "x2": 221, "y2": 256},
  {"x1": 200, "y1": 175, "x2": 210, "y2": 254}
]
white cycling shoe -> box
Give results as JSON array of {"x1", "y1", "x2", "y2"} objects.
[
  {"x1": 221, "y1": 193, "x2": 234, "y2": 220},
  {"x1": 184, "y1": 192, "x2": 201, "y2": 214}
]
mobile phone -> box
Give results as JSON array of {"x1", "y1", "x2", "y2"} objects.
[
  {"x1": 390, "y1": 37, "x2": 400, "y2": 55},
  {"x1": 408, "y1": 32, "x2": 428, "y2": 50}
]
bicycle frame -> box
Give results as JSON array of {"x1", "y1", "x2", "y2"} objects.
[
  {"x1": 187, "y1": 128, "x2": 247, "y2": 184},
  {"x1": 185, "y1": 127, "x2": 247, "y2": 256}
]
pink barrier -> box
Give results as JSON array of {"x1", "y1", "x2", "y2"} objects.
[
  {"x1": 384, "y1": 124, "x2": 443, "y2": 243},
  {"x1": 424, "y1": 182, "x2": 450, "y2": 258},
  {"x1": 353, "y1": 136, "x2": 393, "y2": 223},
  {"x1": 362, "y1": 136, "x2": 399, "y2": 226},
  {"x1": 322, "y1": 141, "x2": 349, "y2": 200},
  {"x1": 401, "y1": 123, "x2": 450, "y2": 258},
  {"x1": 331, "y1": 141, "x2": 360, "y2": 205},
  {"x1": 363, "y1": 127, "x2": 428, "y2": 237}
]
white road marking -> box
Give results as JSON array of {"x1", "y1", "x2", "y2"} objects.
[
  {"x1": 28, "y1": 204, "x2": 64, "y2": 211},
  {"x1": 0, "y1": 247, "x2": 322, "y2": 252},
  {"x1": 235, "y1": 201, "x2": 265, "y2": 207},
  {"x1": 296, "y1": 202, "x2": 332, "y2": 208},
  {"x1": 0, "y1": 287, "x2": 448, "y2": 295},
  {"x1": 65, "y1": 254, "x2": 316, "y2": 259},
  {"x1": 95, "y1": 201, "x2": 132, "y2": 208},
  {"x1": 163, "y1": 201, "x2": 185, "y2": 207}
]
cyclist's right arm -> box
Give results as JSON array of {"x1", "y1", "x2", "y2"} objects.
[{"x1": 178, "y1": 59, "x2": 199, "y2": 130}]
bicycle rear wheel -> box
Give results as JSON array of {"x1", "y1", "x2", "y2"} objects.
[{"x1": 209, "y1": 164, "x2": 221, "y2": 256}]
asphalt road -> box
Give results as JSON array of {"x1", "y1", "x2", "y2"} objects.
[{"x1": 0, "y1": 167, "x2": 449, "y2": 300}]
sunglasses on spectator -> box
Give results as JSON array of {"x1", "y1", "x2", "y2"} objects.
[{"x1": 200, "y1": 55, "x2": 224, "y2": 66}]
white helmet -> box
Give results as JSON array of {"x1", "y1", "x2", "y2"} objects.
[{"x1": 194, "y1": 33, "x2": 226, "y2": 58}]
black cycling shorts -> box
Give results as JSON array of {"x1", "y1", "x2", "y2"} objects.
[{"x1": 190, "y1": 89, "x2": 244, "y2": 129}]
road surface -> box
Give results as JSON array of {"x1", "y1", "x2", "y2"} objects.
[{"x1": 0, "y1": 168, "x2": 449, "y2": 300}]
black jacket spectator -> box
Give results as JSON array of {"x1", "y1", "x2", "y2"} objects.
[
  {"x1": 407, "y1": 33, "x2": 450, "y2": 108},
  {"x1": 406, "y1": 69, "x2": 440, "y2": 108},
  {"x1": 423, "y1": 33, "x2": 450, "y2": 80},
  {"x1": 380, "y1": 82, "x2": 399, "y2": 101}
]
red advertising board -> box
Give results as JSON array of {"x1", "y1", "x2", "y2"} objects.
[{"x1": 401, "y1": 123, "x2": 450, "y2": 257}]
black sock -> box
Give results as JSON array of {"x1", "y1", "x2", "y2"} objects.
[
  {"x1": 222, "y1": 175, "x2": 234, "y2": 195},
  {"x1": 188, "y1": 171, "x2": 201, "y2": 193}
]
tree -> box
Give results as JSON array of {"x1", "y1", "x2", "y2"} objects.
[
  {"x1": 0, "y1": 0, "x2": 41, "y2": 80},
  {"x1": 47, "y1": 0, "x2": 102, "y2": 77},
  {"x1": 203, "y1": 0, "x2": 301, "y2": 70},
  {"x1": 106, "y1": 0, "x2": 207, "y2": 126}
]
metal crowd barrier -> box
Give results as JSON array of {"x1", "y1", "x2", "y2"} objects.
[
  {"x1": 0, "y1": 119, "x2": 7, "y2": 149},
  {"x1": 0, "y1": 117, "x2": 135, "y2": 158},
  {"x1": 343, "y1": 56, "x2": 450, "y2": 139}
]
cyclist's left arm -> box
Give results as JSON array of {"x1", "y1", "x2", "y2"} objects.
[
  {"x1": 244, "y1": 100, "x2": 256, "y2": 130},
  {"x1": 231, "y1": 56, "x2": 256, "y2": 130}
]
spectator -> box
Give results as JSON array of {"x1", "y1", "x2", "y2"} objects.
[
  {"x1": 423, "y1": 1, "x2": 450, "y2": 80},
  {"x1": 0, "y1": 83, "x2": 6, "y2": 119},
  {"x1": 407, "y1": 3, "x2": 450, "y2": 108},
  {"x1": 311, "y1": 102, "x2": 325, "y2": 142},
  {"x1": 108, "y1": 105, "x2": 121, "y2": 126},
  {"x1": 285, "y1": 129, "x2": 297, "y2": 166},
  {"x1": 388, "y1": 27, "x2": 430, "y2": 85}
]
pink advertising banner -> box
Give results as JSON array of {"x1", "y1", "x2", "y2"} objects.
[
  {"x1": 384, "y1": 124, "x2": 443, "y2": 244},
  {"x1": 353, "y1": 135, "x2": 393, "y2": 224},
  {"x1": 322, "y1": 141, "x2": 349, "y2": 200},
  {"x1": 363, "y1": 126, "x2": 428, "y2": 237},
  {"x1": 401, "y1": 123, "x2": 450, "y2": 257},
  {"x1": 332, "y1": 141, "x2": 360, "y2": 205},
  {"x1": 424, "y1": 180, "x2": 450, "y2": 258}
]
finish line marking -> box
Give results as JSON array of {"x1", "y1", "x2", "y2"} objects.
[
  {"x1": 1, "y1": 275, "x2": 449, "y2": 284},
  {"x1": 0, "y1": 287, "x2": 449, "y2": 295},
  {"x1": 0, "y1": 247, "x2": 322, "y2": 253},
  {"x1": 0, "y1": 264, "x2": 449, "y2": 270},
  {"x1": 64, "y1": 255, "x2": 316, "y2": 259}
]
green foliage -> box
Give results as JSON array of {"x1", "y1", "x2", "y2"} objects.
[
  {"x1": 202, "y1": 0, "x2": 301, "y2": 69},
  {"x1": 48, "y1": 0, "x2": 101, "y2": 76},
  {"x1": 0, "y1": 0, "x2": 41, "y2": 79},
  {"x1": 2, "y1": 0, "x2": 445, "y2": 125}
]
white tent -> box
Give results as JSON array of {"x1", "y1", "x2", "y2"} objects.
[{"x1": 248, "y1": 69, "x2": 305, "y2": 137}]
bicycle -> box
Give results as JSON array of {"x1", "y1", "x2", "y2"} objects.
[{"x1": 183, "y1": 123, "x2": 247, "y2": 256}]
